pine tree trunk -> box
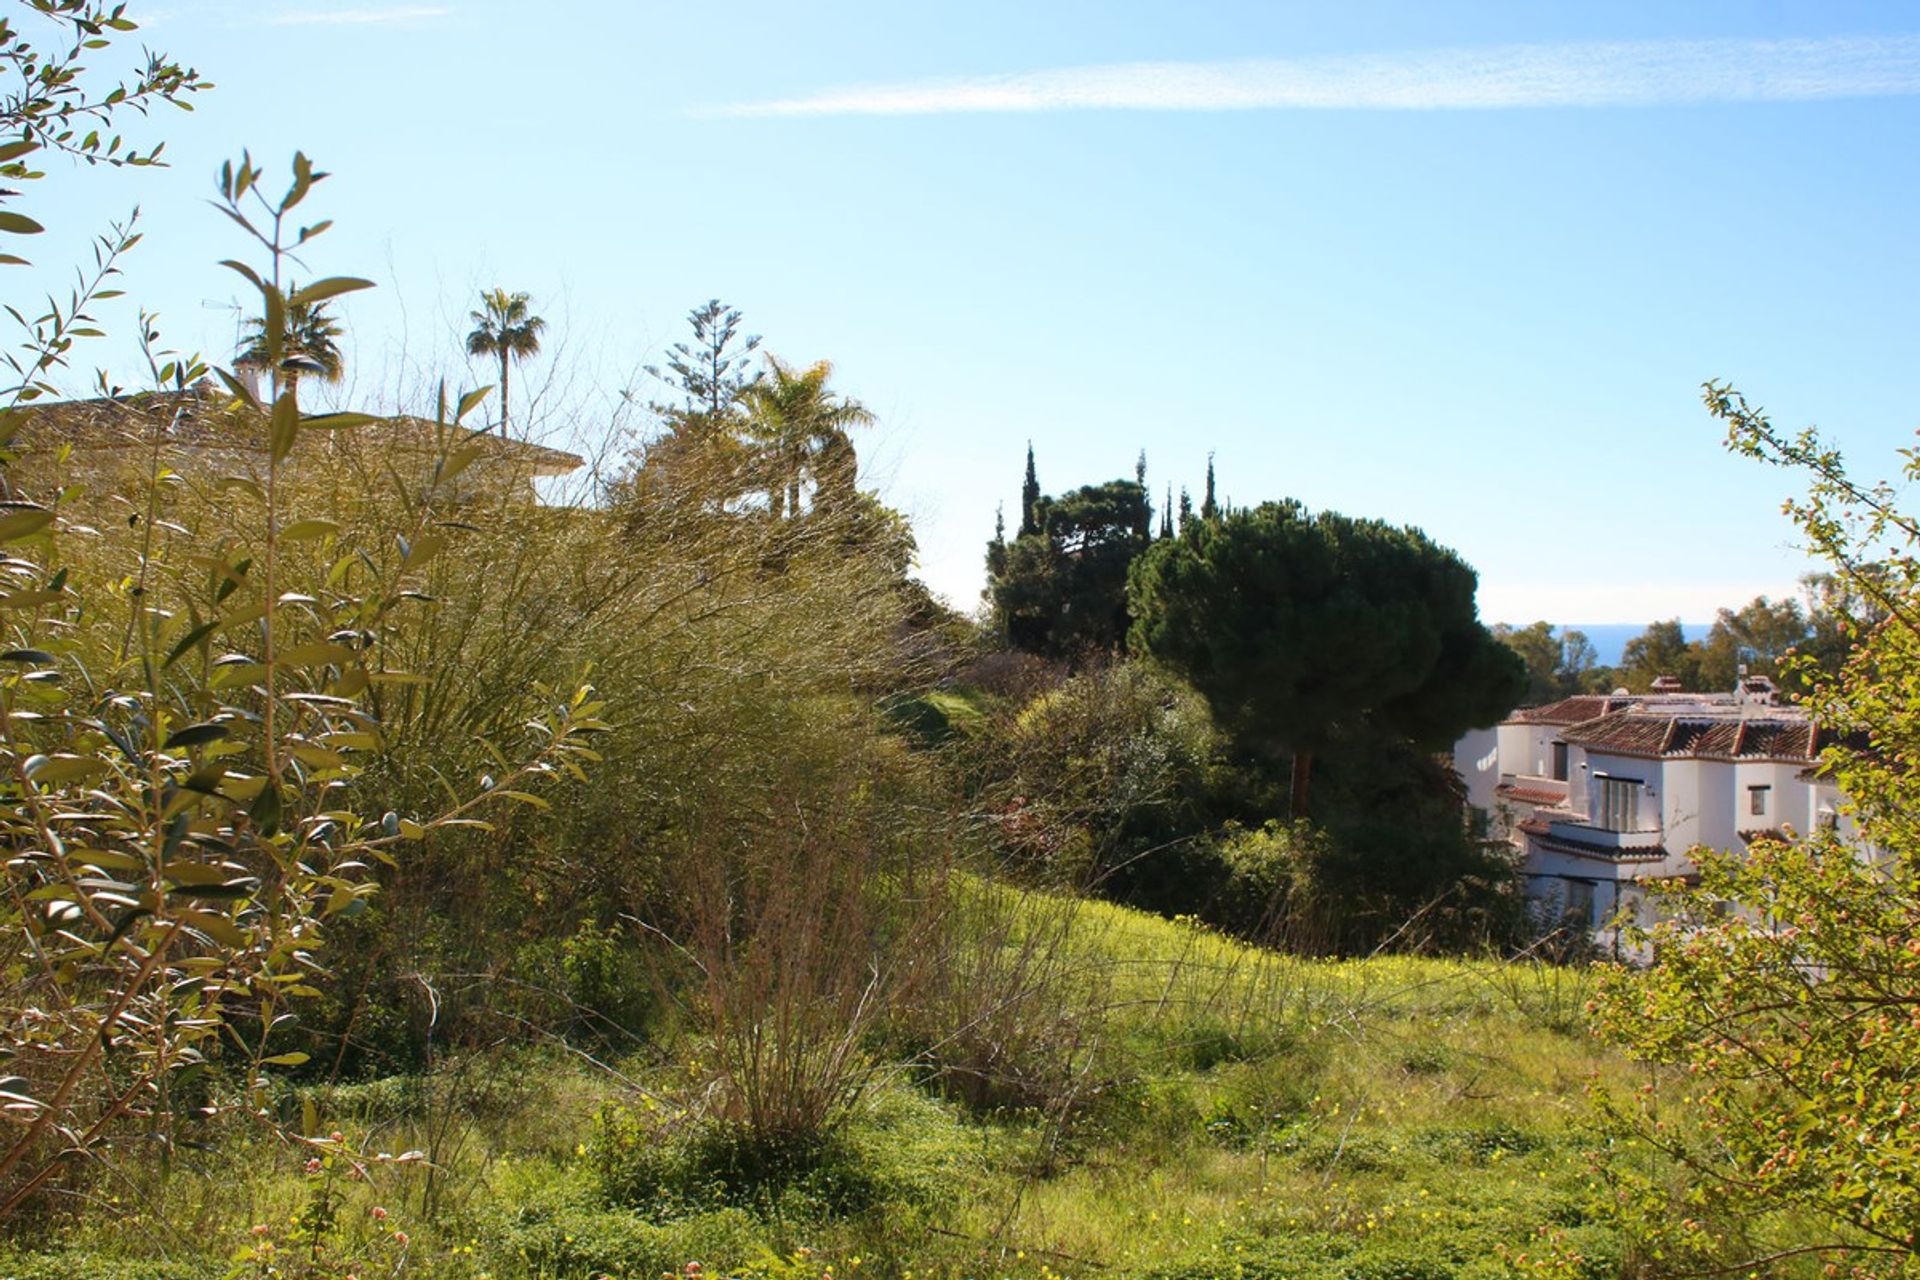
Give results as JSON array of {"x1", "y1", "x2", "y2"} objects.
[{"x1": 1289, "y1": 750, "x2": 1314, "y2": 819}]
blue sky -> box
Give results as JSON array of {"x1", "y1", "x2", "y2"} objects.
[{"x1": 25, "y1": 1, "x2": 1920, "y2": 624}]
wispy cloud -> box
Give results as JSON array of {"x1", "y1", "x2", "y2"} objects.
[
  {"x1": 708, "y1": 34, "x2": 1920, "y2": 118},
  {"x1": 265, "y1": 4, "x2": 450, "y2": 26}
]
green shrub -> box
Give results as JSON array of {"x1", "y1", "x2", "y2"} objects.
[
  {"x1": 1141, "y1": 1231, "x2": 1353, "y2": 1280},
  {"x1": 0, "y1": 1252, "x2": 218, "y2": 1280},
  {"x1": 588, "y1": 1084, "x2": 974, "y2": 1222},
  {"x1": 1416, "y1": 1123, "x2": 1543, "y2": 1164},
  {"x1": 1176, "y1": 1021, "x2": 1266, "y2": 1071},
  {"x1": 1295, "y1": 1133, "x2": 1403, "y2": 1176},
  {"x1": 563, "y1": 921, "x2": 653, "y2": 1037},
  {"x1": 1340, "y1": 1240, "x2": 1463, "y2": 1280},
  {"x1": 983, "y1": 661, "x2": 1232, "y2": 900},
  {"x1": 486, "y1": 1203, "x2": 763, "y2": 1279}
]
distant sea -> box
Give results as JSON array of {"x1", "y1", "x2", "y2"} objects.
[{"x1": 1498, "y1": 623, "x2": 1710, "y2": 668}]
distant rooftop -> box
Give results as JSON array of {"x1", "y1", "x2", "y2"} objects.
[
  {"x1": 10, "y1": 384, "x2": 585, "y2": 479},
  {"x1": 1562, "y1": 709, "x2": 1821, "y2": 763},
  {"x1": 1507, "y1": 675, "x2": 1832, "y2": 763}
]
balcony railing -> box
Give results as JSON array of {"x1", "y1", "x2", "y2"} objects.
[{"x1": 1545, "y1": 819, "x2": 1664, "y2": 850}]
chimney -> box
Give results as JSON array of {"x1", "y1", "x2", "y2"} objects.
[{"x1": 1649, "y1": 675, "x2": 1685, "y2": 694}]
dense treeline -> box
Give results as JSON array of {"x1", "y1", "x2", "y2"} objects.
[{"x1": 1494, "y1": 580, "x2": 1878, "y2": 705}]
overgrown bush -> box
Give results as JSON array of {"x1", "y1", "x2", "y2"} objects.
[
  {"x1": 0, "y1": 154, "x2": 602, "y2": 1218},
  {"x1": 1584, "y1": 385, "x2": 1920, "y2": 1276},
  {"x1": 885, "y1": 883, "x2": 1116, "y2": 1118},
  {"x1": 973, "y1": 660, "x2": 1234, "y2": 895},
  {"x1": 587, "y1": 1081, "x2": 975, "y2": 1220}
]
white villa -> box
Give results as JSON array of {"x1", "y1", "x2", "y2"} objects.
[{"x1": 1454, "y1": 676, "x2": 1860, "y2": 941}]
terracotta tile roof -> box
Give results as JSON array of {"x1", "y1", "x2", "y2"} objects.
[
  {"x1": 1564, "y1": 713, "x2": 1675, "y2": 755},
  {"x1": 1497, "y1": 781, "x2": 1568, "y2": 806},
  {"x1": 1564, "y1": 711, "x2": 1823, "y2": 762},
  {"x1": 1508, "y1": 695, "x2": 1635, "y2": 727},
  {"x1": 10, "y1": 387, "x2": 585, "y2": 477},
  {"x1": 1518, "y1": 811, "x2": 1582, "y2": 836}
]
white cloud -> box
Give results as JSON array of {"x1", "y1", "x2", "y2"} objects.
[
  {"x1": 709, "y1": 34, "x2": 1920, "y2": 118},
  {"x1": 266, "y1": 4, "x2": 450, "y2": 26}
]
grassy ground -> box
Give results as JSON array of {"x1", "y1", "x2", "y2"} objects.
[{"x1": 2, "y1": 897, "x2": 1632, "y2": 1280}]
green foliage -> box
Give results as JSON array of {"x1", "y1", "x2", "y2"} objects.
[
  {"x1": 485, "y1": 1203, "x2": 764, "y2": 1280},
  {"x1": 0, "y1": 1, "x2": 202, "y2": 408},
  {"x1": 1493, "y1": 622, "x2": 1601, "y2": 705},
  {"x1": 1216, "y1": 740, "x2": 1525, "y2": 955},
  {"x1": 0, "y1": 1251, "x2": 217, "y2": 1279},
  {"x1": 464, "y1": 286, "x2": 544, "y2": 435},
  {"x1": 988, "y1": 472, "x2": 1153, "y2": 659},
  {"x1": 588, "y1": 1084, "x2": 975, "y2": 1221},
  {"x1": 1615, "y1": 588, "x2": 1866, "y2": 697},
  {"x1": 742, "y1": 354, "x2": 874, "y2": 519},
  {"x1": 1313, "y1": 736, "x2": 1525, "y2": 952},
  {"x1": 1693, "y1": 593, "x2": 1810, "y2": 690},
  {"x1": 1586, "y1": 382, "x2": 1920, "y2": 1276},
  {"x1": 646, "y1": 297, "x2": 763, "y2": 423},
  {"x1": 235, "y1": 285, "x2": 345, "y2": 387},
  {"x1": 961, "y1": 649, "x2": 1521, "y2": 954},
  {"x1": 6, "y1": 905, "x2": 1641, "y2": 1280},
  {"x1": 1614, "y1": 617, "x2": 1698, "y2": 692},
  {"x1": 0, "y1": 154, "x2": 602, "y2": 1218},
  {"x1": 0, "y1": 3, "x2": 205, "y2": 221},
  {"x1": 561, "y1": 921, "x2": 650, "y2": 1036},
  {"x1": 254, "y1": 367, "x2": 930, "y2": 1076},
  {"x1": 878, "y1": 687, "x2": 985, "y2": 748},
  {"x1": 1020, "y1": 441, "x2": 1041, "y2": 536},
  {"x1": 1127, "y1": 499, "x2": 1523, "y2": 814},
  {"x1": 985, "y1": 660, "x2": 1227, "y2": 894}
]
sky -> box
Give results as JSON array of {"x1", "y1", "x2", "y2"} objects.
[{"x1": 22, "y1": 0, "x2": 1920, "y2": 626}]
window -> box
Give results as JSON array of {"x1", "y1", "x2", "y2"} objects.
[
  {"x1": 1550, "y1": 741, "x2": 1569, "y2": 782},
  {"x1": 1595, "y1": 775, "x2": 1641, "y2": 832},
  {"x1": 1749, "y1": 785, "x2": 1770, "y2": 817},
  {"x1": 1565, "y1": 879, "x2": 1595, "y2": 925}
]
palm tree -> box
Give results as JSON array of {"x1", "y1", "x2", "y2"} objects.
[
  {"x1": 465, "y1": 288, "x2": 546, "y2": 438},
  {"x1": 741, "y1": 356, "x2": 873, "y2": 519},
  {"x1": 235, "y1": 288, "x2": 346, "y2": 393}
]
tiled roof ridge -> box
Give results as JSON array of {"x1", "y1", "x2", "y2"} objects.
[
  {"x1": 1563, "y1": 708, "x2": 1819, "y2": 761},
  {"x1": 1497, "y1": 781, "x2": 1568, "y2": 806},
  {"x1": 13, "y1": 392, "x2": 584, "y2": 472},
  {"x1": 1509, "y1": 694, "x2": 1631, "y2": 726}
]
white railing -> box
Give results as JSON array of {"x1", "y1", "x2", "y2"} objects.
[{"x1": 1546, "y1": 819, "x2": 1663, "y2": 849}]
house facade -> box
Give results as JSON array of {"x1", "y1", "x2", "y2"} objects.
[{"x1": 1455, "y1": 677, "x2": 1857, "y2": 942}]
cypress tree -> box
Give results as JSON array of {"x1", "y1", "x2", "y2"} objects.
[
  {"x1": 1159, "y1": 485, "x2": 1173, "y2": 539},
  {"x1": 1020, "y1": 442, "x2": 1041, "y2": 537},
  {"x1": 1201, "y1": 452, "x2": 1219, "y2": 522},
  {"x1": 1178, "y1": 487, "x2": 1193, "y2": 530}
]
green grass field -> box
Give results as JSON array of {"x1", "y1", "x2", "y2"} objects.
[{"x1": 4, "y1": 896, "x2": 1633, "y2": 1280}]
